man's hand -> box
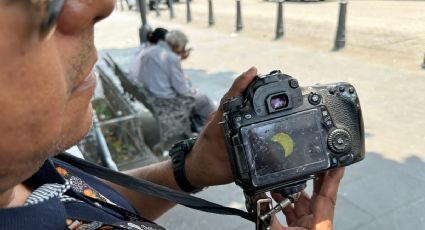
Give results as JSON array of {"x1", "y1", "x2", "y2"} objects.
[
  {"x1": 192, "y1": 87, "x2": 199, "y2": 95},
  {"x1": 270, "y1": 168, "x2": 345, "y2": 230},
  {"x1": 185, "y1": 67, "x2": 258, "y2": 187},
  {"x1": 113, "y1": 66, "x2": 344, "y2": 224},
  {"x1": 180, "y1": 51, "x2": 190, "y2": 60}
]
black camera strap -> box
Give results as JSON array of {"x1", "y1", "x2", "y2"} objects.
[{"x1": 56, "y1": 153, "x2": 256, "y2": 223}]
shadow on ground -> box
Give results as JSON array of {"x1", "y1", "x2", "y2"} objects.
[
  {"x1": 157, "y1": 152, "x2": 425, "y2": 230},
  {"x1": 185, "y1": 68, "x2": 237, "y2": 105}
]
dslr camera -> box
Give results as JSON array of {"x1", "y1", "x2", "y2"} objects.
[{"x1": 222, "y1": 70, "x2": 365, "y2": 212}]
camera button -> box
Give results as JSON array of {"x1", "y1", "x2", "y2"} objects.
[
  {"x1": 308, "y1": 93, "x2": 321, "y2": 105},
  {"x1": 349, "y1": 87, "x2": 355, "y2": 94},
  {"x1": 325, "y1": 120, "x2": 333, "y2": 128},
  {"x1": 321, "y1": 108, "x2": 333, "y2": 128},
  {"x1": 339, "y1": 154, "x2": 354, "y2": 164},
  {"x1": 331, "y1": 157, "x2": 338, "y2": 166},
  {"x1": 289, "y1": 79, "x2": 299, "y2": 88},
  {"x1": 269, "y1": 70, "x2": 281, "y2": 75},
  {"x1": 244, "y1": 114, "x2": 252, "y2": 119}
]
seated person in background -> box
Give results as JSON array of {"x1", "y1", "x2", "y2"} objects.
[
  {"x1": 147, "y1": 27, "x2": 168, "y2": 45},
  {"x1": 133, "y1": 30, "x2": 216, "y2": 133},
  {"x1": 130, "y1": 27, "x2": 168, "y2": 80}
]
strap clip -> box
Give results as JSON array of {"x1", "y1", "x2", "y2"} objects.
[{"x1": 255, "y1": 198, "x2": 272, "y2": 230}]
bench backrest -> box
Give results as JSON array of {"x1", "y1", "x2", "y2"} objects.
[{"x1": 104, "y1": 54, "x2": 158, "y2": 112}]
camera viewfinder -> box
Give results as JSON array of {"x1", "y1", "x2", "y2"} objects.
[{"x1": 270, "y1": 93, "x2": 289, "y2": 111}]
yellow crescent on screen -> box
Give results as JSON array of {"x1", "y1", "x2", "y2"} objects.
[{"x1": 271, "y1": 133, "x2": 294, "y2": 157}]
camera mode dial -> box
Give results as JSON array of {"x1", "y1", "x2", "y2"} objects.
[
  {"x1": 328, "y1": 129, "x2": 351, "y2": 153},
  {"x1": 223, "y1": 96, "x2": 244, "y2": 112}
]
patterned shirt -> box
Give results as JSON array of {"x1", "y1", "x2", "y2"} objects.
[{"x1": 0, "y1": 157, "x2": 165, "y2": 230}]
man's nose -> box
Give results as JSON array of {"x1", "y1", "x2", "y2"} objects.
[{"x1": 56, "y1": 0, "x2": 116, "y2": 35}]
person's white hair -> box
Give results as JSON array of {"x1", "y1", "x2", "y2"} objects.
[{"x1": 165, "y1": 30, "x2": 188, "y2": 51}]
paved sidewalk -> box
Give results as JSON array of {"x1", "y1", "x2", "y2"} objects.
[
  {"x1": 94, "y1": 7, "x2": 425, "y2": 230},
  {"x1": 148, "y1": 0, "x2": 425, "y2": 71}
]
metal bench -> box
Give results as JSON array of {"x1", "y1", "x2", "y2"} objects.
[
  {"x1": 103, "y1": 50, "x2": 196, "y2": 153},
  {"x1": 77, "y1": 59, "x2": 158, "y2": 171}
]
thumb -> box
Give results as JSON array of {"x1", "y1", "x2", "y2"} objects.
[{"x1": 219, "y1": 66, "x2": 258, "y2": 107}]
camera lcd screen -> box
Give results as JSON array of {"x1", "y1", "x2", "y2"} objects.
[{"x1": 241, "y1": 109, "x2": 328, "y2": 185}]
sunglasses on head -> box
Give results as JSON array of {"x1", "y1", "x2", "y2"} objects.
[{"x1": 30, "y1": 0, "x2": 65, "y2": 40}]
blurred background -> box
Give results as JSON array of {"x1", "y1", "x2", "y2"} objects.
[{"x1": 77, "y1": 0, "x2": 425, "y2": 229}]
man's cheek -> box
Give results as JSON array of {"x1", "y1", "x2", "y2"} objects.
[
  {"x1": 60, "y1": 88, "x2": 95, "y2": 144},
  {"x1": 0, "y1": 101, "x2": 66, "y2": 157}
]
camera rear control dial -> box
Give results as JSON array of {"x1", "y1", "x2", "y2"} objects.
[{"x1": 328, "y1": 129, "x2": 352, "y2": 154}]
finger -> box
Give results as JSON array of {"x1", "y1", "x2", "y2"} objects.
[
  {"x1": 219, "y1": 67, "x2": 258, "y2": 107},
  {"x1": 310, "y1": 168, "x2": 345, "y2": 222},
  {"x1": 272, "y1": 193, "x2": 297, "y2": 225},
  {"x1": 270, "y1": 216, "x2": 308, "y2": 230},
  {"x1": 291, "y1": 214, "x2": 314, "y2": 229},
  {"x1": 282, "y1": 204, "x2": 297, "y2": 225},
  {"x1": 227, "y1": 66, "x2": 258, "y2": 97},
  {"x1": 319, "y1": 167, "x2": 345, "y2": 200},
  {"x1": 206, "y1": 111, "x2": 217, "y2": 123},
  {"x1": 293, "y1": 191, "x2": 311, "y2": 218},
  {"x1": 270, "y1": 216, "x2": 285, "y2": 230},
  {"x1": 312, "y1": 172, "x2": 325, "y2": 198}
]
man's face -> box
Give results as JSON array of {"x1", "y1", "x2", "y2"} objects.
[
  {"x1": 171, "y1": 44, "x2": 187, "y2": 59},
  {"x1": 0, "y1": 0, "x2": 115, "y2": 192}
]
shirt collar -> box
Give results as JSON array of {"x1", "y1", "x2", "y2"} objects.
[
  {"x1": 0, "y1": 198, "x2": 67, "y2": 229},
  {"x1": 158, "y1": 41, "x2": 172, "y2": 52},
  {"x1": 0, "y1": 159, "x2": 68, "y2": 229},
  {"x1": 24, "y1": 158, "x2": 66, "y2": 189}
]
